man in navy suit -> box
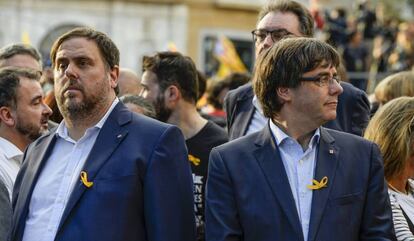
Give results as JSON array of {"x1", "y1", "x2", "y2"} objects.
[
  {"x1": 12, "y1": 27, "x2": 195, "y2": 241},
  {"x1": 224, "y1": 0, "x2": 370, "y2": 140},
  {"x1": 205, "y1": 37, "x2": 394, "y2": 241}
]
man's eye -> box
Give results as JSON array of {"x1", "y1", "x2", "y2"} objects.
[
  {"x1": 58, "y1": 63, "x2": 67, "y2": 70},
  {"x1": 257, "y1": 33, "x2": 267, "y2": 40},
  {"x1": 320, "y1": 76, "x2": 330, "y2": 84},
  {"x1": 79, "y1": 59, "x2": 88, "y2": 67}
]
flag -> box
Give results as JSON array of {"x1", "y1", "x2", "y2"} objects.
[
  {"x1": 213, "y1": 35, "x2": 247, "y2": 78},
  {"x1": 21, "y1": 31, "x2": 31, "y2": 45},
  {"x1": 167, "y1": 41, "x2": 178, "y2": 52}
]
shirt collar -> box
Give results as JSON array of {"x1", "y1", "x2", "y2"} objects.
[
  {"x1": 55, "y1": 98, "x2": 119, "y2": 140},
  {"x1": 252, "y1": 95, "x2": 264, "y2": 115},
  {"x1": 0, "y1": 137, "x2": 23, "y2": 163},
  {"x1": 269, "y1": 119, "x2": 320, "y2": 149}
]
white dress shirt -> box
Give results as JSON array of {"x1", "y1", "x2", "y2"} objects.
[
  {"x1": 22, "y1": 98, "x2": 119, "y2": 241},
  {"x1": 269, "y1": 120, "x2": 320, "y2": 241},
  {"x1": 0, "y1": 137, "x2": 23, "y2": 200},
  {"x1": 245, "y1": 95, "x2": 268, "y2": 135}
]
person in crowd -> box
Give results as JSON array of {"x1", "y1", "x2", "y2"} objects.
[
  {"x1": 364, "y1": 96, "x2": 414, "y2": 240},
  {"x1": 224, "y1": 0, "x2": 370, "y2": 140},
  {"x1": 0, "y1": 43, "x2": 59, "y2": 129},
  {"x1": 140, "y1": 51, "x2": 227, "y2": 241},
  {"x1": 343, "y1": 30, "x2": 369, "y2": 91},
  {"x1": 120, "y1": 94, "x2": 156, "y2": 118},
  {"x1": 206, "y1": 37, "x2": 394, "y2": 241},
  {"x1": 205, "y1": 72, "x2": 250, "y2": 126},
  {"x1": 0, "y1": 67, "x2": 52, "y2": 199},
  {"x1": 0, "y1": 44, "x2": 42, "y2": 72},
  {"x1": 0, "y1": 178, "x2": 11, "y2": 241},
  {"x1": 12, "y1": 27, "x2": 195, "y2": 241},
  {"x1": 117, "y1": 68, "x2": 141, "y2": 96},
  {"x1": 388, "y1": 22, "x2": 414, "y2": 72},
  {"x1": 371, "y1": 71, "x2": 414, "y2": 115},
  {"x1": 325, "y1": 7, "x2": 348, "y2": 49}
]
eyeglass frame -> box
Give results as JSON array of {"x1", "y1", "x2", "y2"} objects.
[
  {"x1": 251, "y1": 28, "x2": 295, "y2": 43},
  {"x1": 300, "y1": 74, "x2": 341, "y2": 87}
]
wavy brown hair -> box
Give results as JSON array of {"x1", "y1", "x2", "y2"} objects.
[{"x1": 364, "y1": 96, "x2": 414, "y2": 180}]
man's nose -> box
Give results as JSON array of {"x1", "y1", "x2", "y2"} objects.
[
  {"x1": 65, "y1": 63, "x2": 78, "y2": 79},
  {"x1": 330, "y1": 80, "x2": 343, "y2": 96},
  {"x1": 42, "y1": 102, "x2": 53, "y2": 117},
  {"x1": 262, "y1": 33, "x2": 275, "y2": 49}
]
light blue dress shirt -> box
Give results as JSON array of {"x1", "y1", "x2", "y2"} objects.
[
  {"x1": 269, "y1": 120, "x2": 320, "y2": 241},
  {"x1": 22, "y1": 98, "x2": 119, "y2": 241},
  {"x1": 245, "y1": 95, "x2": 267, "y2": 135}
]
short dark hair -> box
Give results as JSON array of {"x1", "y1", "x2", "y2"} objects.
[
  {"x1": 0, "y1": 67, "x2": 41, "y2": 109},
  {"x1": 50, "y1": 27, "x2": 120, "y2": 70},
  {"x1": 208, "y1": 73, "x2": 250, "y2": 109},
  {"x1": 142, "y1": 51, "x2": 198, "y2": 103},
  {"x1": 120, "y1": 94, "x2": 156, "y2": 118},
  {"x1": 257, "y1": 0, "x2": 314, "y2": 37},
  {"x1": 253, "y1": 37, "x2": 340, "y2": 118},
  {"x1": 0, "y1": 43, "x2": 42, "y2": 69}
]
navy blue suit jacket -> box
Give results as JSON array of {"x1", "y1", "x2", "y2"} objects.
[
  {"x1": 206, "y1": 125, "x2": 395, "y2": 241},
  {"x1": 224, "y1": 82, "x2": 370, "y2": 140},
  {"x1": 12, "y1": 102, "x2": 196, "y2": 241}
]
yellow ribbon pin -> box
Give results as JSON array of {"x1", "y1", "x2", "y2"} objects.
[
  {"x1": 188, "y1": 154, "x2": 201, "y2": 166},
  {"x1": 80, "y1": 171, "x2": 94, "y2": 188},
  {"x1": 307, "y1": 176, "x2": 328, "y2": 190}
]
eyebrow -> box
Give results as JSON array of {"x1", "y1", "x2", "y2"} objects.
[{"x1": 31, "y1": 94, "x2": 43, "y2": 103}]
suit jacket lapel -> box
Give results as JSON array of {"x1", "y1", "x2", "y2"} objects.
[
  {"x1": 308, "y1": 128, "x2": 339, "y2": 241},
  {"x1": 13, "y1": 133, "x2": 57, "y2": 240},
  {"x1": 57, "y1": 103, "x2": 130, "y2": 231},
  {"x1": 254, "y1": 125, "x2": 304, "y2": 240},
  {"x1": 230, "y1": 87, "x2": 255, "y2": 139}
]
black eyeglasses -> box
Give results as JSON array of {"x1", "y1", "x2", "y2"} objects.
[
  {"x1": 301, "y1": 75, "x2": 341, "y2": 87},
  {"x1": 251, "y1": 29, "x2": 294, "y2": 43}
]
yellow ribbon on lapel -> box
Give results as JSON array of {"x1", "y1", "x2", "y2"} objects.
[
  {"x1": 307, "y1": 176, "x2": 328, "y2": 190},
  {"x1": 188, "y1": 154, "x2": 201, "y2": 166},
  {"x1": 80, "y1": 171, "x2": 94, "y2": 188}
]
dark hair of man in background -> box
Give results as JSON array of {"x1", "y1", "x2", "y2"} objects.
[
  {"x1": 120, "y1": 94, "x2": 156, "y2": 118},
  {"x1": 0, "y1": 44, "x2": 42, "y2": 69},
  {"x1": 257, "y1": 0, "x2": 314, "y2": 37},
  {"x1": 142, "y1": 51, "x2": 199, "y2": 103},
  {"x1": 0, "y1": 67, "x2": 41, "y2": 109},
  {"x1": 254, "y1": 37, "x2": 340, "y2": 118}
]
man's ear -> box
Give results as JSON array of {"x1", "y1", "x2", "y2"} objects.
[
  {"x1": 164, "y1": 85, "x2": 180, "y2": 104},
  {"x1": 109, "y1": 65, "x2": 120, "y2": 89},
  {"x1": 0, "y1": 106, "x2": 15, "y2": 127},
  {"x1": 276, "y1": 87, "x2": 291, "y2": 102}
]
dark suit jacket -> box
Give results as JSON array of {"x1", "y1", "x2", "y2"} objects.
[
  {"x1": 0, "y1": 179, "x2": 11, "y2": 241},
  {"x1": 205, "y1": 125, "x2": 395, "y2": 241},
  {"x1": 224, "y1": 82, "x2": 370, "y2": 140},
  {"x1": 12, "y1": 102, "x2": 196, "y2": 241}
]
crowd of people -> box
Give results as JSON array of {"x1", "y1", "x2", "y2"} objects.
[
  {"x1": 316, "y1": 0, "x2": 414, "y2": 92},
  {"x1": 0, "y1": 0, "x2": 413, "y2": 241}
]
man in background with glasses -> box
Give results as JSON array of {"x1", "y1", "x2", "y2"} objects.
[
  {"x1": 224, "y1": 0, "x2": 371, "y2": 140},
  {"x1": 206, "y1": 37, "x2": 394, "y2": 241}
]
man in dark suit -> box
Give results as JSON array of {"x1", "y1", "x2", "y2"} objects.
[
  {"x1": 0, "y1": 179, "x2": 11, "y2": 241},
  {"x1": 12, "y1": 27, "x2": 195, "y2": 241},
  {"x1": 224, "y1": 0, "x2": 370, "y2": 140},
  {"x1": 205, "y1": 37, "x2": 394, "y2": 241}
]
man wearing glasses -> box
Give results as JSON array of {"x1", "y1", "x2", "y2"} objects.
[
  {"x1": 205, "y1": 37, "x2": 394, "y2": 241},
  {"x1": 224, "y1": 0, "x2": 370, "y2": 140}
]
